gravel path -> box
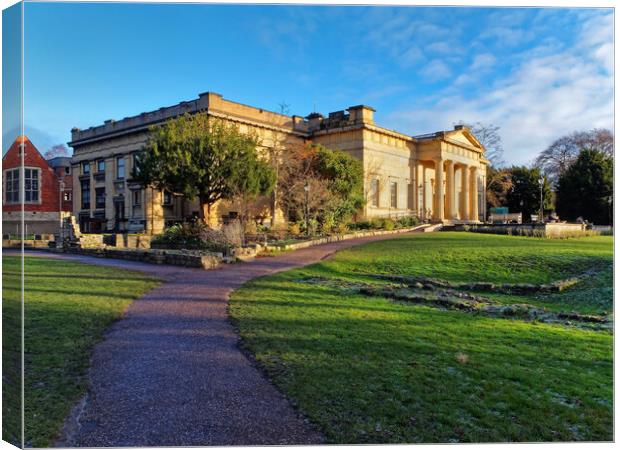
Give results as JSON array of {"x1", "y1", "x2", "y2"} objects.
[{"x1": 16, "y1": 231, "x2": 419, "y2": 446}]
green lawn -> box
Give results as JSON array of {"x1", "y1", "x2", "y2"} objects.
[
  {"x1": 2, "y1": 256, "x2": 160, "y2": 447},
  {"x1": 229, "y1": 232, "x2": 613, "y2": 443}
]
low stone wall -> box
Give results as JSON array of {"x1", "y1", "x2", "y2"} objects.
[
  {"x1": 58, "y1": 247, "x2": 223, "y2": 270},
  {"x1": 79, "y1": 234, "x2": 105, "y2": 248},
  {"x1": 545, "y1": 223, "x2": 588, "y2": 237},
  {"x1": 2, "y1": 239, "x2": 53, "y2": 249},
  {"x1": 263, "y1": 224, "x2": 432, "y2": 252},
  {"x1": 109, "y1": 234, "x2": 152, "y2": 249},
  {"x1": 43, "y1": 224, "x2": 432, "y2": 269},
  {"x1": 452, "y1": 222, "x2": 587, "y2": 238}
]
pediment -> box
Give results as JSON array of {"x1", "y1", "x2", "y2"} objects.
[{"x1": 446, "y1": 129, "x2": 485, "y2": 151}]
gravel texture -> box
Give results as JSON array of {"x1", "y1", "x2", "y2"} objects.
[{"x1": 15, "y1": 232, "x2": 419, "y2": 447}]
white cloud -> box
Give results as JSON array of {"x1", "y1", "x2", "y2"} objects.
[
  {"x1": 426, "y1": 41, "x2": 453, "y2": 54},
  {"x1": 419, "y1": 59, "x2": 452, "y2": 81},
  {"x1": 362, "y1": 10, "x2": 462, "y2": 70},
  {"x1": 478, "y1": 26, "x2": 534, "y2": 47},
  {"x1": 386, "y1": 12, "x2": 613, "y2": 166},
  {"x1": 470, "y1": 53, "x2": 497, "y2": 71},
  {"x1": 400, "y1": 46, "x2": 424, "y2": 67}
]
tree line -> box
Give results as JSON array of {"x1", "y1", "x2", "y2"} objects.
[{"x1": 474, "y1": 124, "x2": 613, "y2": 225}]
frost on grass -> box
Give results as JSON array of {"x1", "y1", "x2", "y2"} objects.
[{"x1": 297, "y1": 273, "x2": 612, "y2": 331}]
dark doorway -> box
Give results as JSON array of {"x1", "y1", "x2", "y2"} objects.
[{"x1": 114, "y1": 197, "x2": 126, "y2": 231}]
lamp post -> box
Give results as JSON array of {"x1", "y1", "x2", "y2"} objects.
[
  {"x1": 59, "y1": 180, "x2": 65, "y2": 237},
  {"x1": 538, "y1": 176, "x2": 544, "y2": 223},
  {"x1": 304, "y1": 181, "x2": 310, "y2": 236}
]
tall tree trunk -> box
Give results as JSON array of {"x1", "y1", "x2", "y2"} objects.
[{"x1": 199, "y1": 197, "x2": 211, "y2": 226}]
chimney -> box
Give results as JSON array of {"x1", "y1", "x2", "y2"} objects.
[
  {"x1": 292, "y1": 115, "x2": 308, "y2": 131},
  {"x1": 348, "y1": 105, "x2": 375, "y2": 124},
  {"x1": 305, "y1": 112, "x2": 324, "y2": 131}
]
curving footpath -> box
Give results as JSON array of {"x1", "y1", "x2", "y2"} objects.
[{"x1": 17, "y1": 231, "x2": 421, "y2": 447}]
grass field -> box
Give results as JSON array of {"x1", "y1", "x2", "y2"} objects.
[
  {"x1": 230, "y1": 232, "x2": 613, "y2": 443},
  {"x1": 2, "y1": 256, "x2": 159, "y2": 447}
]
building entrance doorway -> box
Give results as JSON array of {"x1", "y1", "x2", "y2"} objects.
[{"x1": 114, "y1": 197, "x2": 126, "y2": 231}]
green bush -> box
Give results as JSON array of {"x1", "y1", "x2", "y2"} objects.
[
  {"x1": 370, "y1": 218, "x2": 384, "y2": 230},
  {"x1": 348, "y1": 216, "x2": 419, "y2": 232},
  {"x1": 320, "y1": 221, "x2": 333, "y2": 235},
  {"x1": 335, "y1": 223, "x2": 349, "y2": 234},
  {"x1": 381, "y1": 218, "x2": 395, "y2": 231},
  {"x1": 151, "y1": 222, "x2": 232, "y2": 253},
  {"x1": 348, "y1": 220, "x2": 372, "y2": 230},
  {"x1": 395, "y1": 216, "x2": 420, "y2": 228},
  {"x1": 288, "y1": 222, "x2": 302, "y2": 236}
]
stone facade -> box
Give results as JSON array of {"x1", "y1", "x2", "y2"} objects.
[{"x1": 68, "y1": 92, "x2": 488, "y2": 234}]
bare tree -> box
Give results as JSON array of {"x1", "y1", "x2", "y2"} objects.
[
  {"x1": 278, "y1": 101, "x2": 291, "y2": 115},
  {"x1": 276, "y1": 141, "x2": 335, "y2": 226},
  {"x1": 535, "y1": 128, "x2": 614, "y2": 185},
  {"x1": 44, "y1": 144, "x2": 70, "y2": 160},
  {"x1": 455, "y1": 121, "x2": 504, "y2": 167}
]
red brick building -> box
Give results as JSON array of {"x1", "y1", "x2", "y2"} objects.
[{"x1": 2, "y1": 136, "x2": 73, "y2": 235}]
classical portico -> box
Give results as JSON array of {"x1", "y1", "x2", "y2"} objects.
[{"x1": 409, "y1": 126, "x2": 487, "y2": 223}]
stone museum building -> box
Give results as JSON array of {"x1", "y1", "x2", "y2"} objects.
[{"x1": 68, "y1": 92, "x2": 488, "y2": 234}]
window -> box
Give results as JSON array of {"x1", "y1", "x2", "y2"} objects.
[
  {"x1": 370, "y1": 179, "x2": 379, "y2": 207},
  {"x1": 133, "y1": 190, "x2": 141, "y2": 206},
  {"x1": 132, "y1": 153, "x2": 141, "y2": 176},
  {"x1": 81, "y1": 179, "x2": 90, "y2": 209},
  {"x1": 24, "y1": 168, "x2": 39, "y2": 203},
  {"x1": 65, "y1": 166, "x2": 70, "y2": 175},
  {"x1": 4, "y1": 169, "x2": 19, "y2": 204},
  {"x1": 116, "y1": 157, "x2": 125, "y2": 179},
  {"x1": 95, "y1": 188, "x2": 106, "y2": 209},
  {"x1": 390, "y1": 182, "x2": 398, "y2": 208},
  {"x1": 82, "y1": 161, "x2": 90, "y2": 174},
  {"x1": 97, "y1": 160, "x2": 105, "y2": 172},
  {"x1": 162, "y1": 190, "x2": 172, "y2": 206},
  {"x1": 407, "y1": 183, "x2": 414, "y2": 210},
  {"x1": 63, "y1": 191, "x2": 72, "y2": 202}
]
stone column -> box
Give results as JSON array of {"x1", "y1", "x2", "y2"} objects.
[
  {"x1": 411, "y1": 160, "x2": 418, "y2": 215},
  {"x1": 461, "y1": 164, "x2": 469, "y2": 221},
  {"x1": 446, "y1": 160, "x2": 455, "y2": 220},
  {"x1": 470, "y1": 166, "x2": 479, "y2": 222},
  {"x1": 433, "y1": 158, "x2": 444, "y2": 221},
  {"x1": 420, "y1": 164, "x2": 427, "y2": 219}
]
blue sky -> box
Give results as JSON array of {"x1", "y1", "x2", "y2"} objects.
[{"x1": 4, "y1": 2, "x2": 614, "y2": 164}]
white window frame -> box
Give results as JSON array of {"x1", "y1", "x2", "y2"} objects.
[
  {"x1": 4, "y1": 167, "x2": 41, "y2": 205},
  {"x1": 3, "y1": 168, "x2": 20, "y2": 204},
  {"x1": 24, "y1": 168, "x2": 41, "y2": 204}
]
